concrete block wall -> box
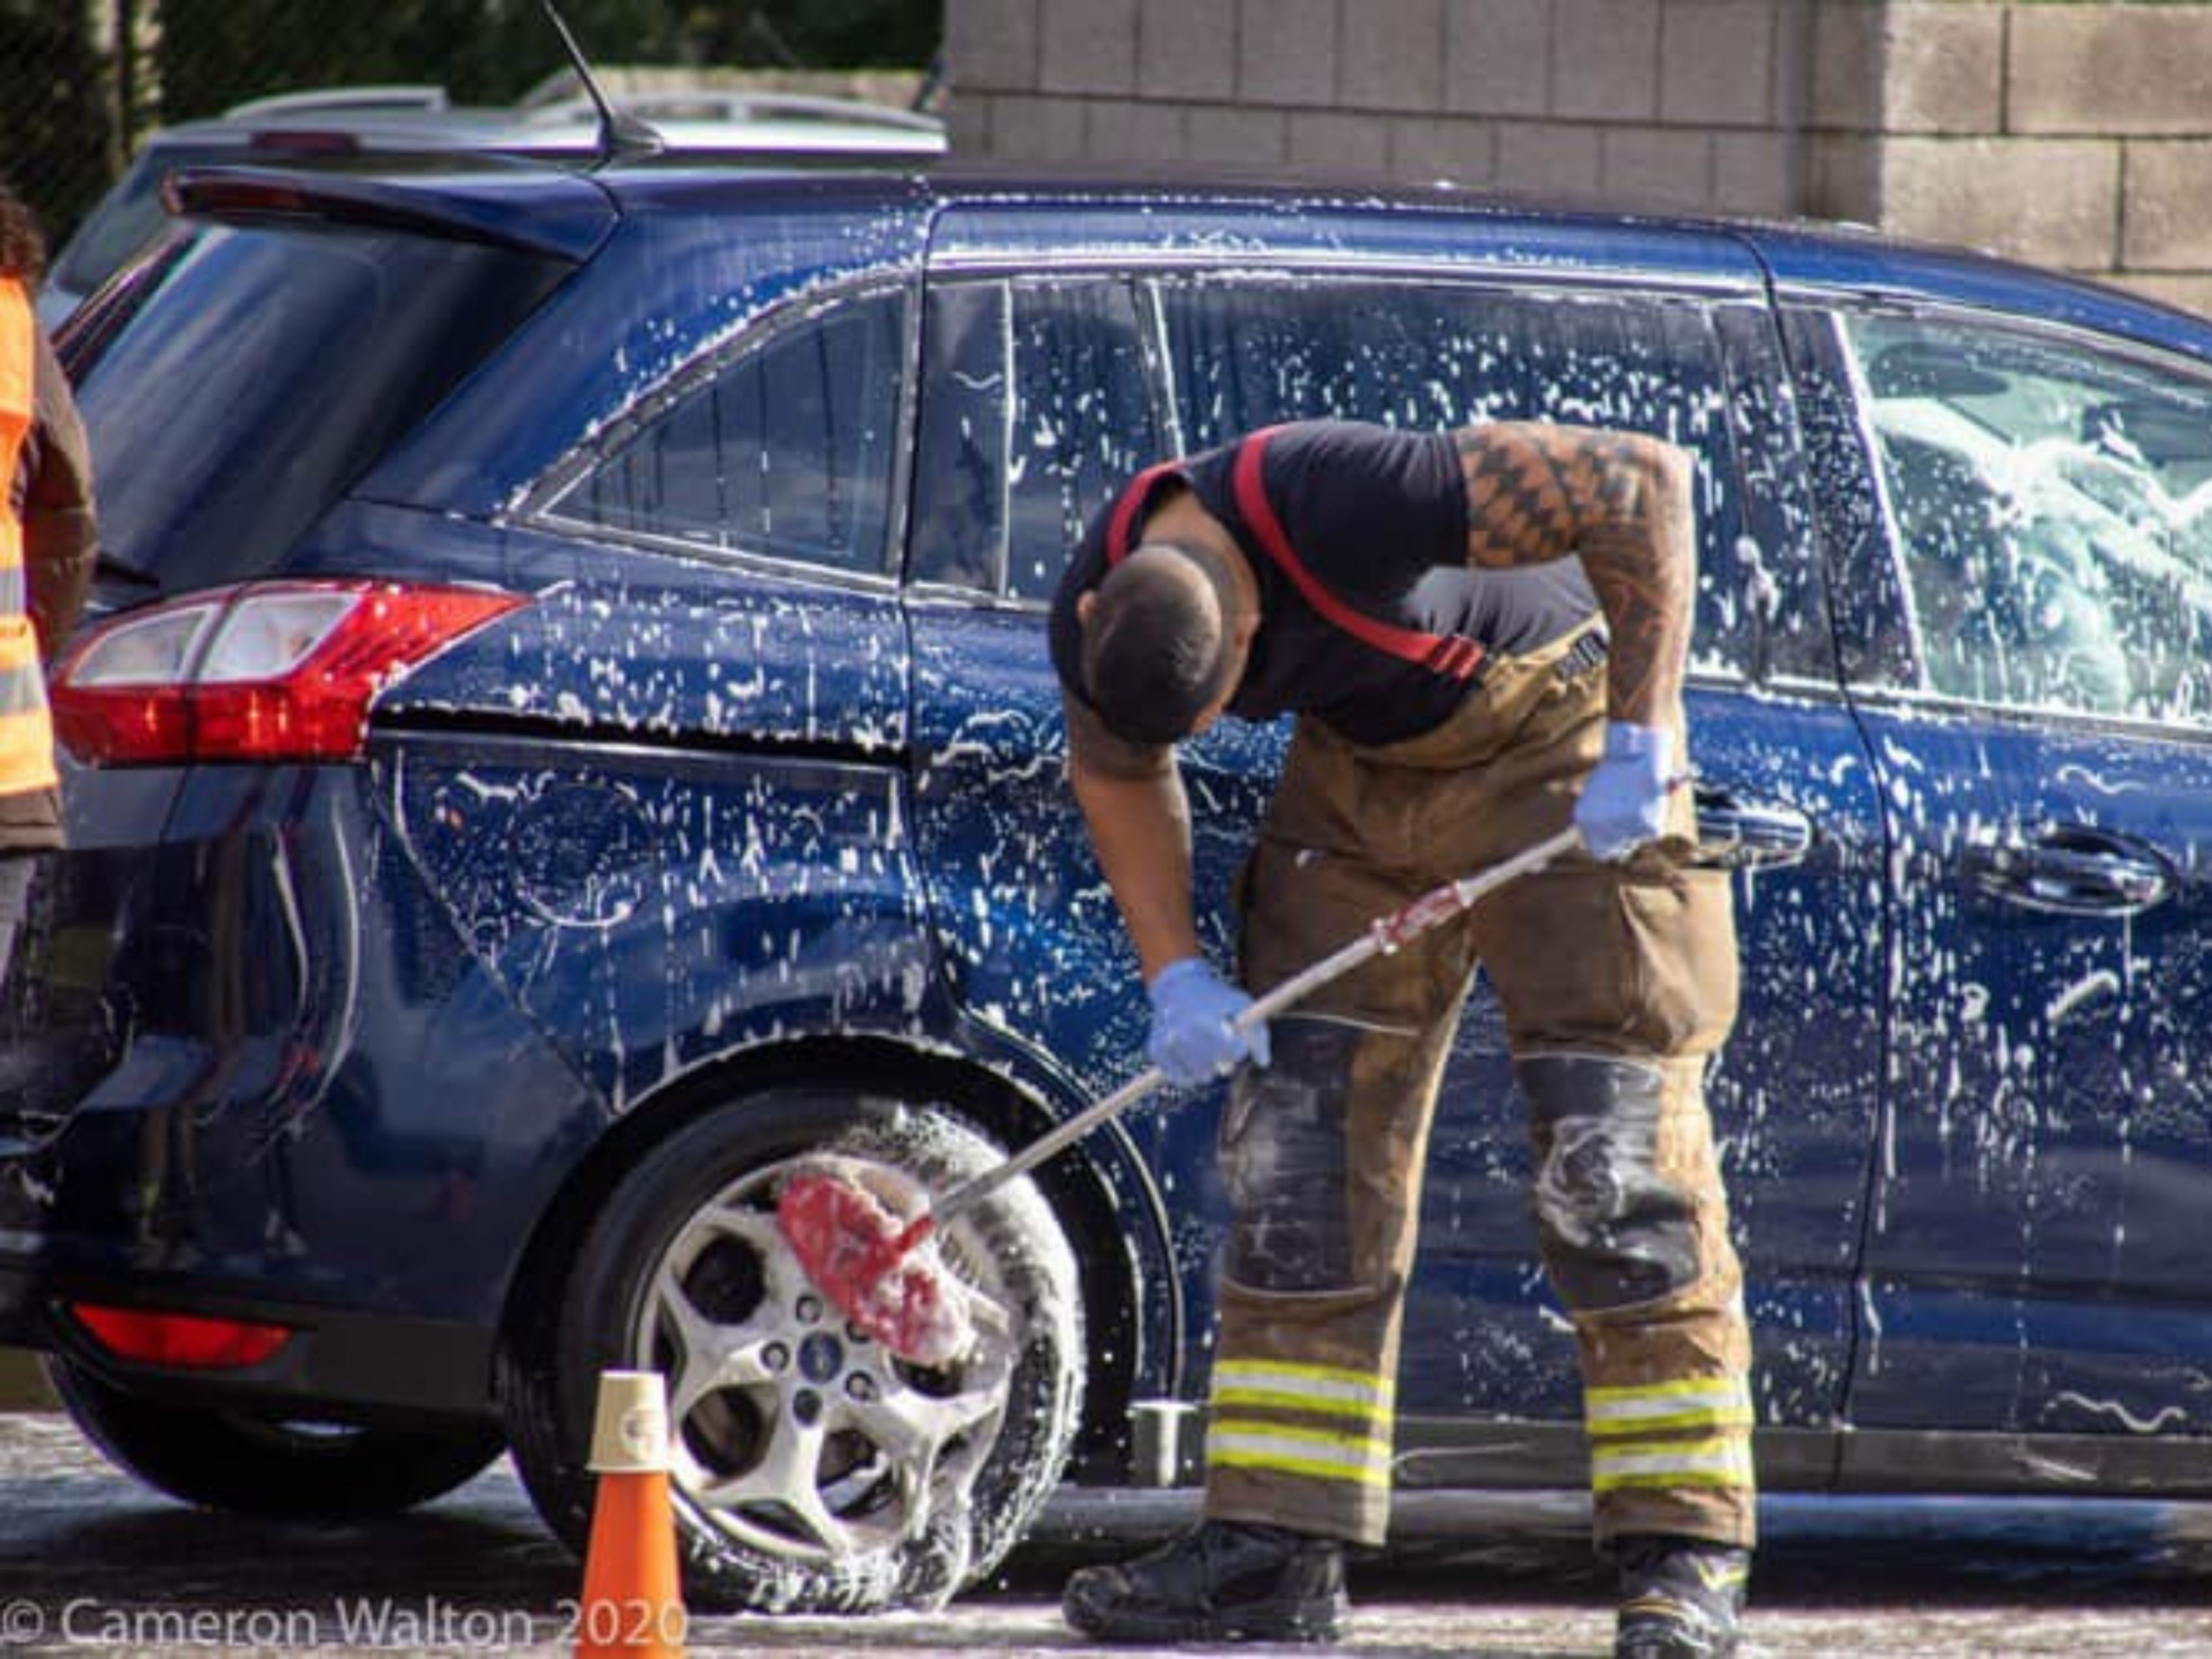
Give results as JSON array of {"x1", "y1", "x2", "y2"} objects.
[
  {"x1": 943, "y1": 0, "x2": 2212, "y2": 314},
  {"x1": 1857, "y1": 3, "x2": 2212, "y2": 315},
  {"x1": 947, "y1": 0, "x2": 1813, "y2": 213}
]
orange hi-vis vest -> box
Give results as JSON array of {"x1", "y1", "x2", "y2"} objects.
[{"x1": 0, "y1": 278, "x2": 56, "y2": 800}]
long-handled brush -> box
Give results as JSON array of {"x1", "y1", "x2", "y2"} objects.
[{"x1": 776, "y1": 823, "x2": 1584, "y2": 1365}]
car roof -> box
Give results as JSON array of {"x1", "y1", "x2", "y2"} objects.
[
  {"x1": 166, "y1": 149, "x2": 2212, "y2": 325},
  {"x1": 545, "y1": 159, "x2": 2212, "y2": 363},
  {"x1": 969, "y1": 166, "x2": 2212, "y2": 367},
  {"x1": 126, "y1": 149, "x2": 2212, "y2": 382}
]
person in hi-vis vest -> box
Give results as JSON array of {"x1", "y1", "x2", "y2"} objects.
[{"x1": 0, "y1": 179, "x2": 95, "y2": 979}]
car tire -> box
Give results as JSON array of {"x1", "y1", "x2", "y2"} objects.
[
  {"x1": 502, "y1": 1087, "x2": 1084, "y2": 1614},
  {"x1": 41, "y1": 1356, "x2": 506, "y2": 1517}
]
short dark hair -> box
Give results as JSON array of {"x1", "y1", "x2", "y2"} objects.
[
  {"x1": 1080, "y1": 541, "x2": 1239, "y2": 745},
  {"x1": 0, "y1": 181, "x2": 43, "y2": 285}
]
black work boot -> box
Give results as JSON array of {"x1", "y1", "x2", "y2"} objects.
[
  {"x1": 1612, "y1": 1533, "x2": 1750, "y2": 1657},
  {"x1": 1062, "y1": 1517, "x2": 1348, "y2": 1644}
]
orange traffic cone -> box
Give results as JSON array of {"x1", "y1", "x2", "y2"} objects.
[{"x1": 575, "y1": 1369, "x2": 686, "y2": 1658}]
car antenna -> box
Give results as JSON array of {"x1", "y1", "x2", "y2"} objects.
[{"x1": 538, "y1": 0, "x2": 665, "y2": 168}]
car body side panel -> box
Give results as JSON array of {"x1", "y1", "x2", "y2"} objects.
[
  {"x1": 0, "y1": 764, "x2": 599, "y2": 1328},
  {"x1": 348, "y1": 510, "x2": 925, "y2": 1106},
  {"x1": 386, "y1": 734, "x2": 936, "y2": 1109},
  {"x1": 1786, "y1": 291, "x2": 2212, "y2": 1444},
  {"x1": 1848, "y1": 713, "x2": 2212, "y2": 1443},
  {"x1": 904, "y1": 594, "x2": 1271, "y2": 1395},
  {"x1": 299, "y1": 504, "x2": 909, "y2": 754}
]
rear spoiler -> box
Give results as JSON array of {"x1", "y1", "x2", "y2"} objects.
[{"x1": 163, "y1": 164, "x2": 617, "y2": 264}]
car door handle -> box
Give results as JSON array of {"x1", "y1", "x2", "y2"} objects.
[
  {"x1": 1961, "y1": 825, "x2": 2173, "y2": 917},
  {"x1": 1691, "y1": 786, "x2": 1814, "y2": 870}
]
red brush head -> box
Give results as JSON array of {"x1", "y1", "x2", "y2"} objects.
[{"x1": 775, "y1": 1171, "x2": 973, "y2": 1367}]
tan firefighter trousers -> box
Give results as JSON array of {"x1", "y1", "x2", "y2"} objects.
[{"x1": 1201, "y1": 622, "x2": 1753, "y2": 1552}]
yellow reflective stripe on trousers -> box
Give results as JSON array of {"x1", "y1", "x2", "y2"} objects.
[
  {"x1": 1585, "y1": 1378, "x2": 1754, "y2": 1440},
  {"x1": 1207, "y1": 1418, "x2": 1393, "y2": 1489},
  {"x1": 1590, "y1": 1433, "x2": 1755, "y2": 1493}
]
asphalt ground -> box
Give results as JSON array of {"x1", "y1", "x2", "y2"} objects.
[{"x1": 4, "y1": 1388, "x2": 2212, "y2": 1657}]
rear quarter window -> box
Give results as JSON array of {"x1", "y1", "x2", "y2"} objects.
[
  {"x1": 70, "y1": 216, "x2": 570, "y2": 595},
  {"x1": 550, "y1": 286, "x2": 906, "y2": 578}
]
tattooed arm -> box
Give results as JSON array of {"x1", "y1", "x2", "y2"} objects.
[{"x1": 1453, "y1": 421, "x2": 1695, "y2": 731}]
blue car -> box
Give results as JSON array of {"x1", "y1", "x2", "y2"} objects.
[{"x1": 9, "y1": 153, "x2": 2212, "y2": 1611}]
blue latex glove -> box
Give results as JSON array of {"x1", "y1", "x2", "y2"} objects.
[
  {"x1": 1145, "y1": 957, "x2": 1270, "y2": 1087},
  {"x1": 1575, "y1": 721, "x2": 1674, "y2": 861}
]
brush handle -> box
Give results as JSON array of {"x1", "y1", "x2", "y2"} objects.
[{"x1": 930, "y1": 823, "x2": 1583, "y2": 1224}]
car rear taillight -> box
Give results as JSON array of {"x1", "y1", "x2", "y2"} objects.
[
  {"x1": 53, "y1": 580, "x2": 525, "y2": 766},
  {"x1": 70, "y1": 1303, "x2": 293, "y2": 1368}
]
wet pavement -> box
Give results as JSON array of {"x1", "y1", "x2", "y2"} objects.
[{"x1": 3, "y1": 1410, "x2": 2211, "y2": 1655}]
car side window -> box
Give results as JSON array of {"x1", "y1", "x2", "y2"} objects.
[
  {"x1": 1155, "y1": 277, "x2": 1778, "y2": 681},
  {"x1": 559, "y1": 288, "x2": 903, "y2": 576},
  {"x1": 1841, "y1": 309, "x2": 2212, "y2": 722},
  {"x1": 909, "y1": 277, "x2": 1161, "y2": 601}
]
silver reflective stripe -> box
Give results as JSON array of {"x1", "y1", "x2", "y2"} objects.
[
  {"x1": 0, "y1": 565, "x2": 22, "y2": 617},
  {"x1": 1587, "y1": 1379, "x2": 1751, "y2": 1434},
  {"x1": 1590, "y1": 1436, "x2": 1754, "y2": 1491},
  {"x1": 1213, "y1": 1359, "x2": 1393, "y2": 1417},
  {"x1": 0, "y1": 658, "x2": 46, "y2": 718},
  {"x1": 1207, "y1": 1422, "x2": 1392, "y2": 1488}
]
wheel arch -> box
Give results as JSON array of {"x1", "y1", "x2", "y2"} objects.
[{"x1": 493, "y1": 1032, "x2": 1177, "y2": 1477}]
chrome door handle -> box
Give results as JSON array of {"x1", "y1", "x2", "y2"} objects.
[
  {"x1": 1962, "y1": 825, "x2": 2173, "y2": 916},
  {"x1": 1691, "y1": 787, "x2": 1814, "y2": 870}
]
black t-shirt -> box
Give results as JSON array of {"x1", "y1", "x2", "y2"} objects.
[{"x1": 1050, "y1": 420, "x2": 1598, "y2": 747}]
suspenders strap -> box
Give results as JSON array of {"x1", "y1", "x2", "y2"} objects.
[
  {"x1": 1230, "y1": 427, "x2": 1485, "y2": 682},
  {"x1": 1104, "y1": 458, "x2": 1189, "y2": 563},
  {"x1": 1101, "y1": 427, "x2": 1486, "y2": 684}
]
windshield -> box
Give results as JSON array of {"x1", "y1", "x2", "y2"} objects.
[{"x1": 72, "y1": 215, "x2": 571, "y2": 594}]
